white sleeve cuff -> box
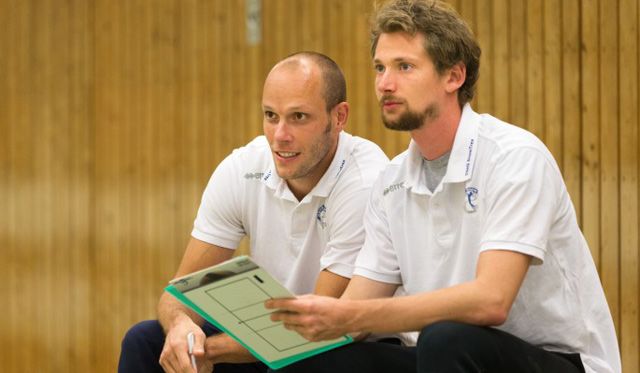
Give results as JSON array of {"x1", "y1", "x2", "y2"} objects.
[
  {"x1": 353, "y1": 267, "x2": 402, "y2": 284},
  {"x1": 190, "y1": 230, "x2": 239, "y2": 250},
  {"x1": 322, "y1": 262, "x2": 355, "y2": 279},
  {"x1": 479, "y1": 240, "x2": 545, "y2": 265}
]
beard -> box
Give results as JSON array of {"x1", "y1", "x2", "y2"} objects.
[{"x1": 381, "y1": 99, "x2": 439, "y2": 132}]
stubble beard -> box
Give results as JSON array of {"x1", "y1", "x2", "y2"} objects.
[{"x1": 278, "y1": 120, "x2": 334, "y2": 181}]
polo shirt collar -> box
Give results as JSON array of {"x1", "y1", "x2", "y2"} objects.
[
  {"x1": 402, "y1": 104, "x2": 480, "y2": 195},
  {"x1": 443, "y1": 104, "x2": 480, "y2": 183},
  {"x1": 261, "y1": 131, "x2": 354, "y2": 203}
]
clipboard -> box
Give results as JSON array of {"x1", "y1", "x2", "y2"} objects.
[{"x1": 166, "y1": 255, "x2": 352, "y2": 369}]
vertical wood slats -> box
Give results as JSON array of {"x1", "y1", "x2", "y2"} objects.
[
  {"x1": 1, "y1": 0, "x2": 638, "y2": 371},
  {"x1": 599, "y1": 0, "x2": 621, "y2": 333},
  {"x1": 619, "y1": 0, "x2": 640, "y2": 371}
]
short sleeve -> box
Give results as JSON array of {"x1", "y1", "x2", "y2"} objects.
[
  {"x1": 319, "y1": 184, "x2": 370, "y2": 278},
  {"x1": 480, "y1": 147, "x2": 562, "y2": 263},
  {"x1": 319, "y1": 146, "x2": 389, "y2": 277},
  {"x1": 353, "y1": 176, "x2": 403, "y2": 284},
  {"x1": 191, "y1": 153, "x2": 245, "y2": 249}
]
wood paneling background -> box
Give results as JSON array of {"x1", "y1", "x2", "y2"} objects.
[{"x1": 1, "y1": 0, "x2": 638, "y2": 371}]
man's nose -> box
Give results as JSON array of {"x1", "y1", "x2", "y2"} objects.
[
  {"x1": 377, "y1": 70, "x2": 396, "y2": 93},
  {"x1": 273, "y1": 121, "x2": 293, "y2": 142}
]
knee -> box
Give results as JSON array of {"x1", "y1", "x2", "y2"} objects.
[
  {"x1": 121, "y1": 320, "x2": 165, "y2": 349},
  {"x1": 417, "y1": 321, "x2": 478, "y2": 360}
]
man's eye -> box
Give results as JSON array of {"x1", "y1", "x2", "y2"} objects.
[
  {"x1": 264, "y1": 111, "x2": 277, "y2": 120},
  {"x1": 374, "y1": 64, "x2": 385, "y2": 73},
  {"x1": 294, "y1": 112, "x2": 307, "y2": 121},
  {"x1": 399, "y1": 63, "x2": 412, "y2": 71}
]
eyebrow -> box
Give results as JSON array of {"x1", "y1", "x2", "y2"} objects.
[
  {"x1": 373, "y1": 56, "x2": 415, "y2": 64},
  {"x1": 261, "y1": 105, "x2": 310, "y2": 112}
]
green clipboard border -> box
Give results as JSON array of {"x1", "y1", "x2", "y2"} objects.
[{"x1": 165, "y1": 285, "x2": 353, "y2": 370}]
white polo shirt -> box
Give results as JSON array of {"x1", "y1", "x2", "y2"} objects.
[
  {"x1": 354, "y1": 105, "x2": 621, "y2": 373},
  {"x1": 192, "y1": 131, "x2": 389, "y2": 295}
]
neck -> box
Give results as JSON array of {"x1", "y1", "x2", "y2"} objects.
[{"x1": 411, "y1": 102, "x2": 462, "y2": 160}]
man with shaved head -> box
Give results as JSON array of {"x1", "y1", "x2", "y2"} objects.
[{"x1": 118, "y1": 52, "x2": 389, "y2": 373}]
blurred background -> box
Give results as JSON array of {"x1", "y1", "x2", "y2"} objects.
[{"x1": 1, "y1": 0, "x2": 638, "y2": 371}]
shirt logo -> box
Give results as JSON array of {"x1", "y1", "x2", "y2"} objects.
[
  {"x1": 316, "y1": 204, "x2": 327, "y2": 228},
  {"x1": 465, "y1": 138, "x2": 474, "y2": 176},
  {"x1": 383, "y1": 182, "x2": 405, "y2": 196},
  {"x1": 336, "y1": 159, "x2": 346, "y2": 176},
  {"x1": 244, "y1": 172, "x2": 264, "y2": 180},
  {"x1": 465, "y1": 186, "x2": 478, "y2": 212},
  {"x1": 263, "y1": 170, "x2": 272, "y2": 181}
]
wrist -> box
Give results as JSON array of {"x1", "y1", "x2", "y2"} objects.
[
  {"x1": 158, "y1": 292, "x2": 204, "y2": 333},
  {"x1": 343, "y1": 299, "x2": 363, "y2": 334},
  {"x1": 346, "y1": 298, "x2": 376, "y2": 334},
  {"x1": 168, "y1": 311, "x2": 193, "y2": 329}
]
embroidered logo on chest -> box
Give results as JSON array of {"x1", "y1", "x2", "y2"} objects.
[
  {"x1": 316, "y1": 204, "x2": 327, "y2": 228},
  {"x1": 465, "y1": 186, "x2": 478, "y2": 212}
]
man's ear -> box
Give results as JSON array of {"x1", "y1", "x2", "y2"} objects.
[
  {"x1": 332, "y1": 102, "x2": 349, "y2": 130},
  {"x1": 445, "y1": 62, "x2": 466, "y2": 94}
]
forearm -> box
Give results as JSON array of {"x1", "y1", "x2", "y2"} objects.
[
  {"x1": 346, "y1": 250, "x2": 530, "y2": 334},
  {"x1": 348, "y1": 280, "x2": 509, "y2": 335},
  {"x1": 157, "y1": 291, "x2": 204, "y2": 333}
]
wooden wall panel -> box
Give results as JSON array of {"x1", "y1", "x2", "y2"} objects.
[
  {"x1": 508, "y1": 0, "x2": 525, "y2": 127},
  {"x1": 492, "y1": 0, "x2": 510, "y2": 120},
  {"x1": 2, "y1": 0, "x2": 639, "y2": 372},
  {"x1": 1, "y1": 0, "x2": 94, "y2": 371},
  {"x1": 0, "y1": 1, "x2": 11, "y2": 371},
  {"x1": 474, "y1": 0, "x2": 494, "y2": 114},
  {"x1": 561, "y1": 0, "x2": 583, "y2": 221},
  {"x1": 581, "y1": 0, "x2": 602, "y2": 266},
  {"x1": 599, "y1": 0, "x2": 621, "y2": 332},
  {"x1": 619, "y1": 0, "x2": 640, "y2": 370},
  {"x1": 543, "y1": 0, "x2": 563, "y2": 163},
  {"x1": 526, "y1": 0, "x2": 544, "y2": 139}
]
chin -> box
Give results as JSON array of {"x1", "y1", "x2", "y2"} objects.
[{"x1": 274, "y1": 167, "x2": 295, "y2": 180}]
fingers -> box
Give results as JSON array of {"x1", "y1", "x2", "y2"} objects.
[
  {"x1": 159, "y1": 328, "x2": 205, "y2": 373},
  {"x1": 283, "y1": 322, "x2": 335, "y2": 342},
  {"x1": 265, "y1": 295, "x2": 350, "y2": 342},
  {"x1": 269, "y1": 308, "x2": 299, "y2": 323},
  {"x1": 264, "y1": 297, "x2": 301, "y2": 312}
]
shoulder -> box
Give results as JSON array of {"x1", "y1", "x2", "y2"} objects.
[
  {"x1": 220, "y1": 136, "x2": 272, "y2": 171},
  {"x1": 354, "y1": 148, "x2": 411, "y2": 202},
  {"x1": 473, "y1": 115, "x2": 564, "y2": 192},
  {"x1": 336, "y1": 132, "x2": 389, "y2": 186},
  {"x1": 381, "y1": 149, "x2": 411, "y2": 183},
  {"x1": 343, "y1": 133, "x2": 388, "y2": 163},
  {"x1": 230, "y1": 135, "x2": 271, "y2": 160},
  {"x1": 208, "y1": 136, "x2": 274, "y2": 188},
  {"x1": 322, "y1": 134, "x2": 388, "y2": 207},
  {"x1": 477, "y1": 114, "x2": 556, "y2": 166}
]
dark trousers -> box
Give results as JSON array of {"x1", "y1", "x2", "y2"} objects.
[
  {"x1": 271, "y1": 321, "x2": 585, "y2": 373},
  {"x1": 118, "y1": 320, "x2": 267, "y2": 373}
]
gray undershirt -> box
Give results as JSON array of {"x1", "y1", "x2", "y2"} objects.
[{"x1": 423, "y1": 151, "x2": 451, "y2": 193}]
